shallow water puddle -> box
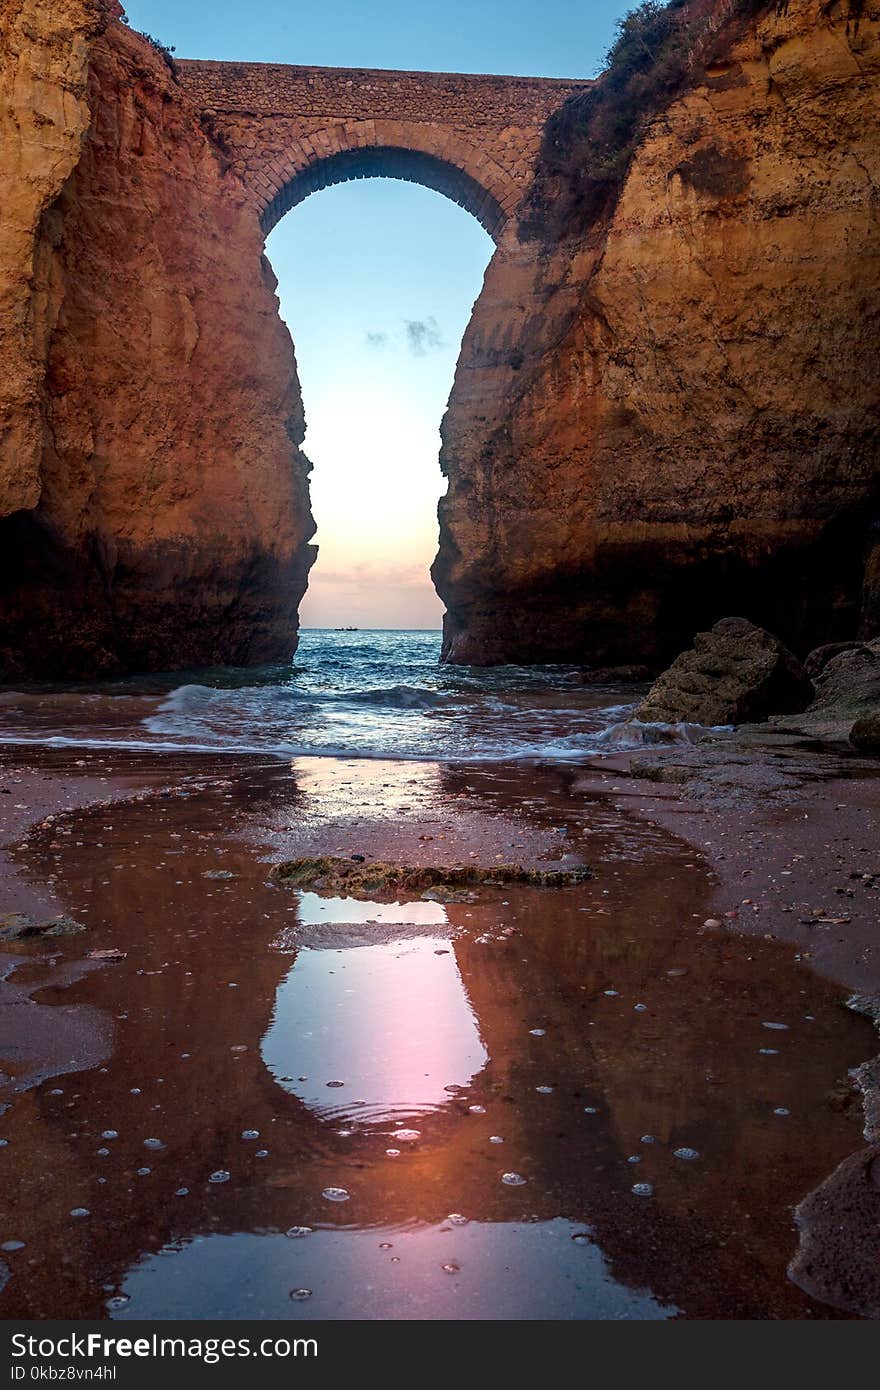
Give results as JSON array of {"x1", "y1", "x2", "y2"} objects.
[
  {"x1": 115, "y1": 1219, "x2": 671, "y2": 1321},
  {"x1": 0, "y1": 758, "x2": 874, "y2": 1319},
  {"x1": 264, "y1": 903, "x2": 487, "y2": 1120}
]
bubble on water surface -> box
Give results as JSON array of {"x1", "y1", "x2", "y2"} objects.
[
  {"x1": 583, "y1": 1106, "x2": 598, "y2": 1115},
  {"x1": 762, "y1": 1022, "x2": 789, "y2": 1031},
  {"x1": 136, "y1": 1167, "x2": 151, "y2": 1176},
  {"x1": 631, "y1": 1184, "x2": 653, "y2": 1197},
  {"x1": 535, "y1": 1086, "x2": 553, "y2": 1094},
  {"x1": 1, "y1": 1241, "x2": 24, "y2": 1252},
  {"x1": 385, "y1": 1148, "x2": 401, "y2": 1157},
  {"x1": 70, "y1": 1208, "x2": 90, "y2": 1218},
  {"x1": 529, "y1": 1028, "x2": 545, "y2": 1037},
  {"x1": 604, "y1": 990, "x2": 618, "y2": 997},
  {"x1": 468, "y1": 1105, "x2": 486, "y2": 1114},
  {"x1": 326, "y1": 1081, "x2": 344, "y2": 1088},
  {"x1": 175, "y1": 1188, "x2": 189, "y2": 1197},
  {"x1": 102, "y1": 1130, "x2": 118, "y2": 1140},
  {"x1": 289, "y1": 1288, "x2": 312, "y2": 1301},
  {"x1": 673, "y1": 1148, "x2": 700, "y2": 1160},
  {"x1": 208, "y1": 1170, "x2": 230, "y2": 1184},
  {"x1": 255, "y1": 1149, "x2": 269, "y2": 1157},
  {"x1": 441, "y1": 1263, "x2": 460, "y2": 1274},
  {"x1": 285, "y1": 1226, "x2": 313, "y2": 1239},
  {"x1": 241, "y1": 1130, "x2": 259, "y2": 1140},
  {"x1": 446, "y1": 1213, "x2": 468, "y2": 1226},
  {"x1": 634, "y1": 1003, "x2": 647, "y2": 1012},
  {"x1": 759, "y1": 1048, "x2": 779, "y2": 1055},
  {"x1": 501, "y1": 1172, "x2": 527, "y2": 1187},
  {"x1": 97, "y1": 1148, "x2": 109, "y2": 1157},
  {"x1": 571, "y1": 1233, "x2": 591, "y2": 1246},
  {"x1": 107, "y1": 1295, "x2": 130, "y2": 1310},
  {"x1": 773, "y1": 1107, "x2": 790, "y2": 1116},
  {"x1": 322, "y1": 1187, "x2": 350, "y2": 1202},
  {"x1": 627, "y1": 1155, "x2": 641, "y2": 1164},
  {"x1": 392, "y1": 1129, "x2": 421, "y2": 1142},
  {"x1": 641, "y1": 1135, "x2": 655, "y2": 1144},
  {"x1": 143, "y1": 1138, "x2": 164, "y2": 1150},
  {"x1": 489, "y1": 1136, "x2": 504, "y2": 1144}
]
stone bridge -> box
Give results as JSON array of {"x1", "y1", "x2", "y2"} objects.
[{"x1": 175, "y1": 60, "x2": 588, "y2": 238}]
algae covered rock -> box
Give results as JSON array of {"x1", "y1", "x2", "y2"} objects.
[{"x1": 269, "y1": 856, "x2": 591, "y2": 898}]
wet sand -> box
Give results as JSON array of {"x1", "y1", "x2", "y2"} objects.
[{"x1": 0, "y1": 742, "x2": 878, "y2": 1319}]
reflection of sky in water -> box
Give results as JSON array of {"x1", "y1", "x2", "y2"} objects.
[
  {"x1": 294, "y1": 890, "x2": 448, "y2": 927},
  {"x1": 262, "y1": 895, "x2": 486, "y2": 1121},
  {"x1": 115, "y1": 1221, "x2": 675, "y2": 1321}
]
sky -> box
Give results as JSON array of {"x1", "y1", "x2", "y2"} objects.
[{"x1": 123, "y1": 1, "x2": 634, "y2": 628}]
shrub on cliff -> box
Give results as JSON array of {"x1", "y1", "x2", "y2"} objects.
[{"x1": 522, "y1": 0, "x2": 777, "y2": 238}]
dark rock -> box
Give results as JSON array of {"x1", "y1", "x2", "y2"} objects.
[
  {"x1": 578, "y1": 664, "x2": 652, "y2": 685},
  {"x1": 634, "y1": 618, "x2": 813, "y2": 727},
  {"x1": 804, "y1": 641, "x2": 867, "y2": 679},
  {"x1": 850, "y1": 711, "x2": 880, "y2": 753},
  {"x1": 0, "y1": 913, "x2": 85, "y2": 942},
  {"x1": 789, "y1": 1145, "x2": 880, "y2": 1319},
  {"x1": 810, "y1": 639, "x2": 880, "y2": 720}
]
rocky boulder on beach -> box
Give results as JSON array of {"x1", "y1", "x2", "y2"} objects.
[
  {"x1": 635, "y1": 618, "x2": 813, "y2": 728},
  {"x1": 808, "y1": 639, "x2": 880, "y2": 722}
]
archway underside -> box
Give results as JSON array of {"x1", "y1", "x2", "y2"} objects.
[{"x1": 260, "y1": 146, "x2": 507, "y2": 239}]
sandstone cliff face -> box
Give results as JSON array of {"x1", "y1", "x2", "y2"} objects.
[
  {"x1": 2, "y1": 0, "x2": 877, "y2": 678},
  {"x1": 435, "y1": 0, "x2": 880, "y2": 665},
  {"x1": 0, "y1": 2, "x2": 315, "y2": 677},
  {"x1": 0, "y1": 0, "x2": 102, "y2": 518}
]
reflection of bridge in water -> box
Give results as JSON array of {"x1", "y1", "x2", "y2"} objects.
[{"x1": 0, "y1": 759, "x2": 870, "y2": 1319}]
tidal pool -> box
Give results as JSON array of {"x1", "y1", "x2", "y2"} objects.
[{"x1": 0, "y1": 756, "x2": 872, "y2": 1319}]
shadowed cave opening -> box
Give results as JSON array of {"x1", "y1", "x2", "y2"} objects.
[{"x1": 263, "y1": 162, "x2": 495, "y2": 631}]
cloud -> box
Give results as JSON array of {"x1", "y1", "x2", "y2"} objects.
[
  {"x1": 364, "y1": 330, "x2": 389, "y2": 349},
  {"x1": 405, "y1": 317, "x2": 444, "y2": 356}
]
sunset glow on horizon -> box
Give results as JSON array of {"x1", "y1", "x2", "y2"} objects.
[{"x1": 266, "y1": 177, "x2": 493, "y2": 630}]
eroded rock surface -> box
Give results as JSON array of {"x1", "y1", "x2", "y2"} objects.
[
  {"x1": 789, "y1": 1145, "x2": 880, "y2": 1319},
  {"x1": 634, "y1": 617, "x2": 812, "y2": 726},
  {"x1": 0, "y1": 1, "x2": 315, "y2": 677},
  {"x1": 2, "y1": 0, "x2": 879, "y2": 677},
  {"x1": 436, "y1": 0, "x2": 880, "y2": 665}
]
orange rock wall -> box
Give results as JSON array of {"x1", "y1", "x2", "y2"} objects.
[
  {"x1": 0, "y1": 3, "x2": 315, "y2": 677},
  {"x1": 435, "y1": 0, "x2": 880, "y2": 664}
]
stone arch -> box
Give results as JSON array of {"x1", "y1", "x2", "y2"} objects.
[
  {"x1": 260, "y1": 145, "x2": 506, "y2": 238},
  {"x1": 249, "y1": 118, "x2": 523, "y2": 242}
]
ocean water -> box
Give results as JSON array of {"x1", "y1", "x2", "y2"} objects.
[{"x1": 0, "y1": 628, "x2": 692, "y2": 763}]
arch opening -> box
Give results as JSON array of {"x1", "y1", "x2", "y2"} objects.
[
  {"x1": 264, "y1": 174, "x2": 494, "y2": 630},
  {"x1": 261, "y1": 146, "x2": 506, "y2": 239}
]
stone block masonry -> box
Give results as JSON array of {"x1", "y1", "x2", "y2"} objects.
[{"x1": 175, "y1": 60, "x2": 588, "y2": 236}]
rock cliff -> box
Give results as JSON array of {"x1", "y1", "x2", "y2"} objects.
[
  {"x1": 435, "y1": 0, "x2": 880, "y2": 665},
  {"x1": 1, "y1": 0, "x2": 878, "y2": 677},
  {"x1": 0, "y1": 0, "x2": 315, "y2": 677}
]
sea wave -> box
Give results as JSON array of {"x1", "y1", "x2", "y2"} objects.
[
  {"x1": 595, "y1": 719, "x2": 727, "y2": 748},
  {"x1": 0, "y1": 632, "x2": 683, "y2": 765}
]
